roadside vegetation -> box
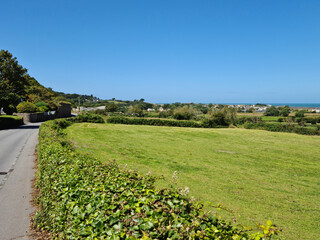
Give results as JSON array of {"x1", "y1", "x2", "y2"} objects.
[
  {"x1": 0, "y1": 50, "x2": 71, "y2": 115},
  {"x1": 34, "y1": 115, "x2": 278, "y2": 239},
  {"x1": 0, "y1": 115, "x2": 23, "y2": 129},
  {"x1": 66, "y1": 122, "x2": 320, "y2": 240}
]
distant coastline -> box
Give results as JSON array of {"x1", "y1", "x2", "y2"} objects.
[
  {"x1": 223, "y1": 103, "x2": 320, "y2": 108},
  {"x1": 157, "y1": 103, "x2": 320, "y2": 108}
]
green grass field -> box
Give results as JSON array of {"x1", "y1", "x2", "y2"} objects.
[{"x1": 66, "y1": 123, "x2": 320, "y2": 240}]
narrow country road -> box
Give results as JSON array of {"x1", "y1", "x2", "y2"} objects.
[{"x1": 0, "y1": 123, "x2": 41, "y2": 240}]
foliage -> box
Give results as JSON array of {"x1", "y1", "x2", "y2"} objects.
[
  {"x1": 35, "y1": 101, "x2": 49, "y2": 112},
  {"x1": 0, "y1": 115, "x2": 23, "y2": 129},
  {"x1": 264, "y1": 106, "x2": 280, "y2": 116},
  {"x1": 234, "y1": 116, "x2": 262, "y2": 125},
  {"x1": 3, "y1": 104, "x2": 16, "y2": 115},
  {"x1": 16, "y1": 101, "x2": 38, "y2": 113},
  {"x1": 279, "y1": 106, "x2": 290, "y2": 117},
  {"x1": 304, "y1": 117, "x2": 320, "y2": 124},
  {"x1": 173, "y1": 106, "x2": 197, "y2": 120},
  {"x1": 107, "y1": 116, "x2": 203, "y2": 128},
  {"x1": 158, "y1": 110, "x2": 172, "y2": 118},
  {"x1": 34, "y1": 119, "x2": 277, "y2": 239},
  {"x1": 0, "y1": 50, "x2": 69, "y2": 112},
  {"x1": 107, "y1": 116, "x2": 232, "y2": 128},
  {"x1": 202, "y1": 107, "x2": 236, "y2": 127},
  {"x1": 128, "y1": 105, "x2": 143, "y2": 116},
  {"x1": 0, "y1": 50, "x2": 28, "y2": 113},
  {"x1": 295, "y1": 111, "x2": 305, "y2": 118},
  {"x1": 72, "y1": 113, "x2": 105, "y2": 123},
  {"x1": 105, "y1": 102, "x2": 118, "y2": 112},
  {"x1": 242, "y1": 122, "x2": 319, "y2": 136}
]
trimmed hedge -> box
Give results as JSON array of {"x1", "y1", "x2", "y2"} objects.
[
  {"x1": 242, "y1": 122, "x2": 320, "y2": 136},
  {"x1": 0, "y1": 115, "x2": 24, "y2": 129},
  {"x1": 107, "y1": 116, "x2": 229, "y2": 129},
  {"x1": 34, "y1": 118, "x2": 278, "y2": 239}
]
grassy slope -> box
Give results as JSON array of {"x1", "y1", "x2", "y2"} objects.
[{"x1": 66, "y1": 123, "x2": 320, "y2": 240}]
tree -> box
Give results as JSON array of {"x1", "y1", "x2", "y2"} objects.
[
  {"x1": 295, "y1": 111, "x2": 305, "y2": 118},
  {"x1": 173, "y1": 106, "x2": 196, "y2": 120},
  {"x1": 0, "y1": 50, "x2": 28, "y2": 114},
  {"x1": 105, "y1": 102, "x2": 118, "y2": 112},
  {"x1": 264, "y1": 106, "x2": 280, "y2": 116},
  {"x1": 280, "y1": 106, "x2": 290, "y2": 117},
  {"x1": 128, "y1": 105, "x2": 143, "y2": 116}
]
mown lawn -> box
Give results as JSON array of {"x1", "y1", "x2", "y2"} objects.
[{"x1": 66, "y1": 123, "x2": 320, "y2": 240}]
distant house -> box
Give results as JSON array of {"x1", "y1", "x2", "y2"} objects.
[
  {"x1": 312, "y1": 109, "x2": 320, "y2": 113},
  {"x1": 147, "y1": 108, "x2": 155, "y2": 112}
]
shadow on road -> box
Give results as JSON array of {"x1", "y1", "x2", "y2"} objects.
[{"x1": 18, "y1": 125, "x2": 40, "y2": 129}]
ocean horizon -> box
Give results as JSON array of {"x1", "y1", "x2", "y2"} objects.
[{"x1": 156, "y1": 103, "x2": 320, "y2": 108}]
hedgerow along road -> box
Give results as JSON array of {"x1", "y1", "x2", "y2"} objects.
[{"x1": 0, "y1": 123, "x2": 40, "y2": 240}]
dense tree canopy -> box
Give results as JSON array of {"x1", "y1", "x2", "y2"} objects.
[
  {"x1": 0, "y1": 50, "x2": 28, "y2": 114},
  {"x1": 264, "y1": 106, "x2": 280, "y2": 116},
  {"x1": 0, "y1": 50, "x2": 70, "y2": 114}
]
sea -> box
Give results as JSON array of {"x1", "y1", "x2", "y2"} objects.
[
  {"x1": 221, "y1": 103, "x2": 320, "y2": 108},
  {"x1": 158, "y1": 103, "x2": 320, "y2": 108}
]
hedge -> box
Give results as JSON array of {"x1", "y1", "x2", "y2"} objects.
[
  {"x1": 242, "y1": 122, "x2": 320, "y2": 136},
  {"x1": 34, "y1": 117, "x2": 278, "y2": 239},
  {"x1": 0, "y1": 115, "x2": 24, "y2": 130},
  {"x1": 107, "y1": 116, "x2": 228, "y2": 129}
]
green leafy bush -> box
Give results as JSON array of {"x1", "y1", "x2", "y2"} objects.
[
  {"x1": 107, "y1": 116, "x2": 205, "y2": 128},
  {"x1": 173, "y1": 106, "x2": 197, "y2": 120},
  {"x1": 35, "y1": 101, "x2": 49, "y2": 112},
  {"x1": 16, "y1": 101, "x2": 37, "y2": 113},
  {"x1": 0, "y1": 115, "x2": 23, "y2": 129},
  {"x1": 264, "y1": 106, "x2": 280, "y2": 116},
  {"x1": 234, "y1": 116, "x2": 262, "y2": 125},
  {"x1": 295, "y1": 111, "x2": 305, "y2": 118},
  {"x1": 3, "y1": 104, "x2": 16, "y2": 115},
  {"x1": 34, "y1": 118, "x2": 278, "y2": 239},
  {"x1": 242, "y1": 122, "x2": 320, "y2": 136},
  {"x1": 73, "y1": 113, "x2": 105, "y2": 123}
]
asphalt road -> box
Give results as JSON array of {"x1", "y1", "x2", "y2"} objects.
[{"x1": 0, "y1": 123, "x2": 40, "y2": 240}]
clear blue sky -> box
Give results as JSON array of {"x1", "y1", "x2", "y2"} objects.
[{"x1": 1, "y1": 0, "x2": 319, "y2": 103}]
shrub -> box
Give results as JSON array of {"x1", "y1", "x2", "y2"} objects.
[
  {"x1": 264, "y1": 106, "x2": 280, "y2": 116},
  {"x1": 35, "y1": 101, "x2": 49, "y2": 112},
  {"x1": 34, "y1": 118, "x2": 278, "y2": 239},
  {"x1": 304, "y1": 117, "x2": 318, "y2": 124},
  {"x1": 295, "y1": 111, "x2": 305, "y2": 118},
  {"x1": 173, "y1": 106, "x2": 196, "y2": 120},
  {"x1": 107, "y1": 116, "x2": 203, "y2": 128},
  {"x1": 241, "y1": 122, "x2": 320, "y2": 136},
  {"x1": 159, "y1": 110, "x2": 172, "y2": 118},
  {"x1": 202, "y1": 112, "x2": 228, "y2": 127},
  {"x1": 280, "y1": 106, "x2": 290, "y2": 117},
  {"x1": 73, "y1": 113, "x2": 105, "y2": 123},
  {"x1": 277, "y1": 118, "x2": 284, "y2": 122},
  {"x1": 16, "y1": 101, "x2": 37, "y2": 113},
  {"x1": 3, "y1": 104, "x2": 15, "y2": 115},
  {"x1": 0, "y1": 116, "x2": 23, "y2": 129},
  {"x1": 105, "y1": 102, "x2": 118, "y2": 112},
  {"x1": 234, "y1": 116, "x2": 262, "y2": 125}
]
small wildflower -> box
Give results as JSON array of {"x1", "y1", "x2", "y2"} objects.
[{"x1": 172, "y1": 171, "x2": 178, "y2": 181}]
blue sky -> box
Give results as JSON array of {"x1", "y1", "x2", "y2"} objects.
[{"x1": 1, "y1": 0, "x2": 319, "y2": 103}]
